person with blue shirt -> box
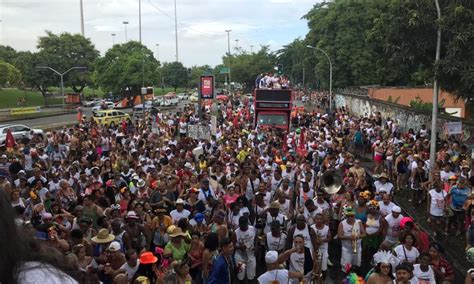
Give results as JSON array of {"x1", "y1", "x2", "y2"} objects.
[
  {"x1": 448, "y1": 177, "x2": 471, "y2": 237},
  {"x1": 208, "y1": 237, "x2": 235, "y2": 284}
]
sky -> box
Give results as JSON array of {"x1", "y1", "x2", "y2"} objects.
[{"x1": 0, "y1": 0, "x2": 317, "y2": 66}]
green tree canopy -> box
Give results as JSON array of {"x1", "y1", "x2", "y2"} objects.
[
  {"x1": 95, "y1": 41, "x2": 160, "y2": 96},
  {"x1": 0, "y1": 61, "x2": 21, "y2": 87},
  {"x1": 226, "y1": 45, "x2": 276, "y2": 91},
  {"x1": 35, "y1": 31, "x2": 99, "y2": 93},
  {"x1": 160, "y1": 61, "x2": 189, "y2": 92}
]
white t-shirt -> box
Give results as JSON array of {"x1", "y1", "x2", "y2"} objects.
[
  {"x1": 413, "y1": 264, "x2": 436, "y2": 284},
  {"x1": 385, "y1": 214, "x2": 403, "y2": 243},
  {"x1": 119, "y1": 261, "x2": 140, "y2": 281},
  {"x1": 170, "y1": 209, "x2": 191, "y2": 223},
  {"x1": 440, "y1": 170, "x2": 455, "y2": 182},
  {"x1": 379, "y1": 202, "x2": 396, "y2": 217},
  {"x1": 266, "y1": 232, "x2": 287, "y2": 252},
  {"x1": 374, "y1": 181, "x2": 394, "y2": 195},
  {"x1": 394, "y1": 245, "x2": 419, "y2": 264},
  {"x1": 258, "y1": 269, "x2": 290, "y2": 284},
  {"x1": 428, "y1": 189, "x2": 446, "y2": 217}
]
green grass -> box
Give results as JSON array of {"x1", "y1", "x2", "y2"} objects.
[
  {"x1": 0, "y1": 89, "x2": 62, "y2": 108},
  {"x1": 0, "y1": 86, "x2": 191, "y2": 109}
]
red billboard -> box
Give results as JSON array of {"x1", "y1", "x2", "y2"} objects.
[{"x1": 199, "y1": 75, "x2": 214, "y2": 99}]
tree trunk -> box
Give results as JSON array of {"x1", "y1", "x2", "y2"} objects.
[
  {"x1": 72, "y1": 84, "x2": 85, "y2": 93},
  {"x1": 38, "y1": 85, "x2": 49, "y2": 106}
]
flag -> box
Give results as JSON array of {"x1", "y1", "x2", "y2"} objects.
[{"x1": 5, "y1": 128, "x2": 15, "y2": 151}]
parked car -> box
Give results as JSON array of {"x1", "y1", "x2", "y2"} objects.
[
  {"x1": 177, "y1": 93, "x2": 188, "y2": 100},
  {"x1": 92, "y1": 101, "x2": 115, "y2": 112},
  {"x1": 83, "y1": 98, "x2": 102, "y2": 107},
  {"x1": 190, "y1": 93, "x2": 198, "y2": 102},
  {"x1": 92, "y1": 110, "x2": 130, "y2": 126},
  {"x1": 133, "y1": 103, "x2": 159, "y2": 118},
  {"x1": 0, "y1": 124, "x2": 44, "y2": 145}
]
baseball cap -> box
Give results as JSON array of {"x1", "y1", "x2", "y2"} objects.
[
  {"x1": 194, "y1": 213, "x2": 204, "y2": 223},
  {"x1": 108, "y1": 241, "x2": 121, "y2": 252}
]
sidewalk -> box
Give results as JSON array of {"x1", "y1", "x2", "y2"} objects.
[{"x1": 358, "y1": 153, "x2": 468, "y2": 282}]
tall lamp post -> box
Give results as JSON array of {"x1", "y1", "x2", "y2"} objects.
[
  {"x1": 79, "y1": 0, "x2": 85, "y2": 36},
  {"x1": 138, "y1": 0, "x2": 142, "y2": 43},
  {"x1": 306, "y1": 45, "x2": 332, "y2": 112},
  {"x1": 174, "y1": 0, "x2": 179, "y2": 61},
  {"x1": 35, "y1": 66, "x2": 87, "y2": 109},
  {"x1": 111, "y1": 33, "x2": 116, "y2": 45},
  {"x1": 123, "y1": 21, "x2": 129, "y2": 42},
  {"x1": 225, "y1": 29, "x2": 232, "y2": 94},
  {"x1": 429, "y1": 0, "x2": 442, "y2": 177}
]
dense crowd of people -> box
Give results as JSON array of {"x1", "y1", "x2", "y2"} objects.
[{"x1": 0, "y1": 89, "x2": 472, "y2": 284}]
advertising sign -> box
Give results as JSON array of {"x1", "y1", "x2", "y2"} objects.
[{"x1": 199, "y1": 75, "x2": 214, "y2": 99}]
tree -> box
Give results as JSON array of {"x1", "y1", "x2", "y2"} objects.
[
  {"x1": 224, "y1": 46, "x2": 276, "y2": 91},
  {"x1": 277, "y1": 39, "x2": 315, "y2": 88},
  {"x1": 160, "y1": 61, "x2": 189, "y2": 92},
  {"x1": 35, "y1": 31, "x2": 99, "y2": 95},
  {"x1": 189, "y1": 65, "x2": 212, "y2": 88},
  {"x1": 303, "y1": 1, "x2": 385, "y2": 89},
  {"x1": 95, "y1": 41, "x2": 160, "y2": 96},
  {"x1": 0, "y1": 61, "x2": 21, "y2": 87}
]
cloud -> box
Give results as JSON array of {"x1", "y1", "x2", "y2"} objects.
[{"x1": 0, "y1": 0, "x2": 318, "y2": 65}]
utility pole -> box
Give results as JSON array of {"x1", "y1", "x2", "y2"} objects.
[
  {"x1": 79, "y1": 0, "x2": 85, "y2": 36},
  {"x1": 429, "y1": 0, "x2": 442, "y2": 178},
  {"x1": 138, "y1": 0, "x2": 142, "y2": 43},
  {"x1": 123, "y1": 21, "x2": 129, "y2": 42},
  {"x1": 225, "y1": 29, "x2": 232, "y2": 94},
  {"x1": 174, "y1": 0, "x2": 179, "y2": 61}
]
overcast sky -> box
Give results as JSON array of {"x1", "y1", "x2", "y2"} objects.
[{"x1": 0, "y1": 0, "x2": 317, "y2": 66}]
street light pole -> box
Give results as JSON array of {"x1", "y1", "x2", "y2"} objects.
[
  {"x1": 235, "y1": 39, "x2": 239, "y2": 50},
  {"x1": 138, "y1": 0, "x2": 142, "y2": 43},
  {"x1": 174, "y1": 0, "x2": 179, "y2": 61},
  {"x1": 429, "y1": 0, "x2": 442, "y2": 178},
  {"x1": 123, "y1": 21, "x2": 129, "y2": 42},
  {"x1": 111, "y1": 33, "x2": 116, "y2": 45},
  {"x1": 35, "y1": 66, "x2": 87, "y2": 109},
  {"x1": 225, "y1": 29, "x2": 232, "y2": 94},
  {"x1": 306, "y1": 45, "x2": 332, "y2": 112},
  {"x1": 250, "y1": 45, "x2": 254, "y2": 53},
  {"x1": 80, "y1": 0, "x2": 85, "y2": 36}
]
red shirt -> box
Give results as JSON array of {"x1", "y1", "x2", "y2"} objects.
[{"x1": 431, "y1": 257, "x2": 454, "y2": 280}]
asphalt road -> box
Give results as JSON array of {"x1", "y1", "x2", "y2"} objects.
[{"x1": 4, "y1": 100, "x2": 192, "y2": 129}]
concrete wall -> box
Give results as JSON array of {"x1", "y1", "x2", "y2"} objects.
[
  {"x1": 367, "y1": 87, "x2": 466, "y2": 118},
  {"x1": 335, "y1": 92, "x2": 474, "y2": 147}
]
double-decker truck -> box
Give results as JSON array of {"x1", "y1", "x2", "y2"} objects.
[{"x1": 253, "y1": 88, "x2": 293, "y2": 131}]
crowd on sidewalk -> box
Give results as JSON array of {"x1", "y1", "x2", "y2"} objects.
[{"x1": 0, "y1": 88, "x2": 472, "y2": 284}]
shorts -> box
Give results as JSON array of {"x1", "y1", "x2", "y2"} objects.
[
  {"x1": 235, "y1": 252, "x2": 256, "y2": 280},
  {"x1": 430, "y1": 214, "x2": 444, "y2": 222},
  {"x1": 341, "y1": 246, "x2": 361, "y2": 272},
  {"x1": 374, "y1": 154, "x2": 383, "y2": 162}
]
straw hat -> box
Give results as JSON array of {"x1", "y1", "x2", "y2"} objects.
[
  {"x1": 91, "y1": 229, "x2": 115, "y2": 244},
  {"x1": 168, "y1": 227, "x2": 187, "y2": 238}
]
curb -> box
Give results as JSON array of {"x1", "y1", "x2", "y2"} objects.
[{"x1": 0, "y1": 111, "x2": 76, "y2": 123}]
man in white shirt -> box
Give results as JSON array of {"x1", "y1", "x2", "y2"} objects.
[
  {"x1": 170, "y1": 198, "x2": 191, "y2": 224},
  {"x1": 384, "y1": 206, "x2": 404, "y2": 246},
  {"x1": 374, "y1": 173, "x2": 394, "y2": 196},
  {"x1": 118, "y1": 249, "x2": 140, "y2": 281},
  {"x1": 379, "y1": 194, "x2": 396, "y2": 217},
  {"x1": 257, "y1": 250, "x2": 303, "y2": 284}
]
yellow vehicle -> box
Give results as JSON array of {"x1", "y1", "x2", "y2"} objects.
[{"x1": 93, "y1": 109, "x2": 130, "y2": 126}]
